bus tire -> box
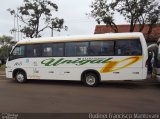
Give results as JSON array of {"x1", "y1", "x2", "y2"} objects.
[
  {"x1": 83, "y1": 73, "x2": 99, "y2": 87},
  {"x1": 15, "y1": 71, "x2": 27, "y2": 83}
]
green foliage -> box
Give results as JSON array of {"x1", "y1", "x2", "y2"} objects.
[
  {"x1": 8, "y1": 0, "x2": 67, "y2": 38},
  {"x1": 0, "y1": 36, "x2": 14, "y2": 60},
  {"x1": 0, "y1": 35, "x2": 13, "y2": 45},
  {"x1": 0, "y1": 64, "x2": 6, "y2": 71},
  {"x1": 0, "y1": 45, "x2": 12, "y2": 59}
]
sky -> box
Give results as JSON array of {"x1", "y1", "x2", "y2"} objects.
[{"x1": 0, "y1": 0, "x2": 125, "y2": 41}]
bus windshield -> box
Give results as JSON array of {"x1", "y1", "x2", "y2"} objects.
[{"x1": 9, "y1": 45, "x2": 25, "y2": 60}]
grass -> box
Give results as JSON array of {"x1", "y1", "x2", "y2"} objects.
[{"x1": 0, "y1": 64, "x2": 6, "y2": 71}]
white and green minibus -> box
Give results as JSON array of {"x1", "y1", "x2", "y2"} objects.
[{"x1": 6, "y1": 32, "x2": 148, "y2": 86}]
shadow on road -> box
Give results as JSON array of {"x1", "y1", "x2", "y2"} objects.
[
  {"x1": 8, "y1": 79, "x2": 156, "y2": 90},
  {"x1": 99, "y1": 81, "x2": 145, "y2": 89},
  {"x1": 152, "y1": 83, "x2": 160, "y2": 89},
  {"x1": 10, "y1": 79, "x2": 83, "y2": 87}
]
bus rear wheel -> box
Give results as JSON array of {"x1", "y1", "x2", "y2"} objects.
[
  {"x1": 84, "y1": 73, "x2": 99, "y2": 87},
  {"x1": 15, "y1": 71, "x2": 26, "y2": 83}
]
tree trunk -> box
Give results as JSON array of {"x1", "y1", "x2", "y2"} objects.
[
  {"x1": 130, "y1": 16, "x2": 135, "y2": 32},
  {"x1": 35, "y1": 17, "x2": 40, "y2": 38},
  {"x1": 51, "y1": 28, "x2": 53, "y2": 37},
  {"x1": 138, "y1": 16, "x2": 145, "y2": 32},
  {"x1": 139, "y1": 23, "x2": 145, "y2": 32},
  {"x1": 109, "y1": 22, "x2": 118, "y2": 33},
  {"x1": 147, "y1": 24, "x2": 154, "y2": 41}
]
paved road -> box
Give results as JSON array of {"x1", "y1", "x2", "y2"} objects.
[{"x1": 0, "y1": 76, "x2": 160, "y2": 113}]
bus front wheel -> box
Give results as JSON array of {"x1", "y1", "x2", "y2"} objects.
[
  {"x1": 15, "y1": 71, "x2": 27, "y2": 83},
  {"x1": 84, "y1": 73, "x2": 99, "y2": 87}
]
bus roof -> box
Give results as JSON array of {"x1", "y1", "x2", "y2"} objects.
[{"x1": 17, "y1": 32, "x2": 144, "y2": 45}]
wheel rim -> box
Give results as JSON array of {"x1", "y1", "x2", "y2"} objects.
[
  {"x1": 16, "y1": 73, "x2": 24, "y2": 82},
  {"x1": 86, "y1": 75, "x2": 96, "y2": 86}
]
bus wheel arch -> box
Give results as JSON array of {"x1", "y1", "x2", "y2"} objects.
[
  {"x1": 81, "y1": 69, "x2": 101, "y2": 87},
  {"x1": 13, "y1": 68, "x2": 27, "y2": 83}
]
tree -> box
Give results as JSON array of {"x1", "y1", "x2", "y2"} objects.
[
  {"x1": 146, "y1": 5, "x2": 160, "y2": 40},
  {"x1": 89, "y1": 0, "x2": 160, "y2": 38},
  {"x1": 89, "y1": 0, "x2": 118, "y2": 32},
  {"x1": 8, "y1": 0, "x2": 67, "y2": 38},
  {"x1": 0, "y1": 36, "x2": 13, "y2": 46},
  {"x1": 48, "y1": 17, "x2": 68, "y2": 37},
  {"x1": 110, "y1": 0, "x2": 160, "y2": 33},
  {"x1": 0, "y1": 36, "x2": 14, "y2": 60}
]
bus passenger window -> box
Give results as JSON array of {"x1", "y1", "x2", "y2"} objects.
[
  {"x1": 65, "y1": 42, "x2": 77, "y2": 56},
  {"x1": 89, "y1": 41, "x2": 114, "y2": 56},
  {"x1": 76, "y1": 42, "x2": 89, "y2": 56},
  {"x1": 115, "y1": 39, "x2": 142, "y2": 56},
  {"x1": 53, "y1": 43, "x2": 64, "y2": 57},
  {"x1": 42, "y1": 44, "x2": 53, "y2": 57},
  {"x1": 65, "y1": 42, "x2": 89, "y2": 56},
  {"x1": 27, "y1": 45, "x2": 41, "y2": 57}
]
